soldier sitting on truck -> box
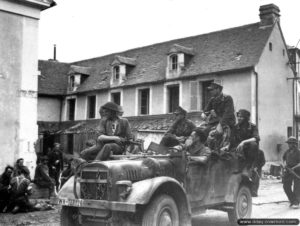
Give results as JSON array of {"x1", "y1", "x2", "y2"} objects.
[
  {"x1": 173, "y1": 127, "x2": 211, "y2": 164},
  {"x1": 81, "y1": 102, "x2": 133, "y2": 161},
  {"x1": 201, "y1": 81, "x2": 236, "y2": 152},
  {"x1": 232, "y1": 109, "x2": 260, "y2": 170},
  {"x1": 160, "y1": 106, "x2": 196, "y2": 148}
]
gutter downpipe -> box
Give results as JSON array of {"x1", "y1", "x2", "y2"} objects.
[{"x1": 252, "y1": 67, "x2": 259, "y2": 127}]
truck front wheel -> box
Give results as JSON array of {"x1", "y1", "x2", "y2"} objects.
[
  {"x1": 142, "y1": 194, "x2": 179, "y2": 226},
  {"x1": 228, "y1": 185, "x2": 252, "y2": 225},
  {"x1": 61, "y1": 206, "x2": 79, "y2": 226}
]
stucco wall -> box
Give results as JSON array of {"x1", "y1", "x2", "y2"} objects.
[
  {"x1": 38, "y1": 97, "x2": 61, "y2": 121},
  {"x1": 122, "y1": 87, "x2": 136, "y2": 117},
  {"x1": 0, "y1": 10, "x2": 22, "y2": 172},
  {"x1": 256, "y1": 23, "x2": 294, "y2": 161},
  {"x1": 0, "y1": 2, "x2": 43, "y2": 175}
]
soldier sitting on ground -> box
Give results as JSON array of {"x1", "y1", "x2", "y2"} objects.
[
  {"x1": 0, "y1": 166, "x2": 13, "y2": 212},
  {"x1": 160, "y1": 106, "x2": 196, "y2": 148},
  {"x1": 81, "y1": 102, "x2": 133, "y2": 161},
  {"x1": 13, "y1": 158, "x2": 31, "y2": 181},
  {"x1": 6, "y1": 169, "x2": 33, "y2": 214}
]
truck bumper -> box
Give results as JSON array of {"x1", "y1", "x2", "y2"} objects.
[{"x1": 51, "y1": 197, "x2": 136, "y2": 212}]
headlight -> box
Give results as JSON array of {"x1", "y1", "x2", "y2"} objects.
[{"x1": 116, "y1": 180, "x2": 132, "y2": 201}]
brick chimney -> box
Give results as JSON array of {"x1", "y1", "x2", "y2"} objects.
[{"x1": 259, "y1": 4, "x2": 280, "y2": 26}]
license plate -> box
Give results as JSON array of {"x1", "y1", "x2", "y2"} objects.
[{"x1": 58, "y1": 198, "x2": 84, "y2": 207}]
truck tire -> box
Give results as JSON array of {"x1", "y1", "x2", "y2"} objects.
[
  {"x1": 142, "y1": 194, "x2": 179, "y2": 226},
  {"x1": 228, "y1": 185, "x2": 252, "y2": 225},
  {"x1": 61, "y1": 206, "x2": 79, "y2": 226}
]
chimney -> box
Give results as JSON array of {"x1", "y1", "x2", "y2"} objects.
[
  {"x1": 259, "y1": 4, "x2": 280, "y2": 26},
  {"x1": 53, "y1": 44, "x2": 57, "y2": 61}
]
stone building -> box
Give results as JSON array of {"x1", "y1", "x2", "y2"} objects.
[
  {"x1": 38, "y1": 4, "x2": 297, "y2": 161},
  {"x1": 0, "y1": 0, "x2": 55, "y2": 174}
]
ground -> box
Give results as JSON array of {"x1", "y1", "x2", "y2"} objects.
[{"x1": 0, "y1": 177, "x2": 299, "y2": 226}]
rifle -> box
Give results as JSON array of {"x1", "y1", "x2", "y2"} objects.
[{"x1": 281, "y1": 164, "x2": 300, "y2": 180}]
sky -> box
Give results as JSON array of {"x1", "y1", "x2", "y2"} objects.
[{"x1": 38, "y1": 0, "x2": 300, "y2": 63}]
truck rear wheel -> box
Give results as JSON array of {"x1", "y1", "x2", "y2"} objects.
[
  {"x1": 142, "y1": 194, "x2": 179, "y2": 226},
  {"x1": 228, "y1": 185, "x2": 252, "y2": 225},
  {"x1": 61, "y1": 206, "x2": 79, "y2": 226}
]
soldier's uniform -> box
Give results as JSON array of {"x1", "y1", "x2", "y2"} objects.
[
  {"x1": 233, "y1": 109, "x2": 260, "y2": 169},
  {"x1": 47, "y1": 144, "x2": 63, "y2": 190},
  {"x1": 203, "y1": 82, "x2": 236, "y2": 151},
  {"x1": 282, "y1": 137, "x2": 300, "y2": 207},
  {"x1": 251, "y1": 149, "x2": 266, "y2": 196},
  {"x1": 204, "y1": 93, "x2": 236, "y2": 128},
  {"x1": 160, "y1": 106, "x2": 196, "y2": 147}
]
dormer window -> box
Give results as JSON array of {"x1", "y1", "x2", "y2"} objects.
[
  {"x1": 69, "y1": 75, "x2": 75, "y2": 90},
  {"x1": 68, "y1": 65, "x2": 91, "y2": 92},
  {"x1": 170, "y1": 54, "x2": 178, "y2": 71},
  {"x1": 110, "y1": 55, "x2": 136, "y2": 85},
  {"x1": 166, "y1": 44, "x2": 194, "y2": 79},
  {"x1": 113, "y1": 66, "x2": 120, "y2": 80}
]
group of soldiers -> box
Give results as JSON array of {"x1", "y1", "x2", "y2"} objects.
[
  {"x1": 0, "y1": 144, "x2": 65, "y2": 214},
  {"x1": 1, "y1": 81, "x2": 299, "y2": 213},
  {"x1": 0, "y1": 158, "x2": 37, "y2": 213},
  {"x1": 76, "y1": 81, "x2": 265, "y2": 196}
]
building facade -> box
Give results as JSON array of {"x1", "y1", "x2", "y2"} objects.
[
  {"x1": 38, "y1": 4, "x2": 296, "y2": 161},
  {"x1": 0, "y1": 0, "x2": 55, "y2": 174}
]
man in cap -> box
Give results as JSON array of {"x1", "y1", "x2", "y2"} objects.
[
  {"x1": 202, "y1": 81, "x2": 235, "y2": 151},
  {"x1": 160, "y1": 106, "x2": 196, "y2": 147},
  {"x1": 47, "y1": 142, "x2": 64, "y2": 191},
  {"x1": 282, "y1": 136, "x2": 300, "y2": 208},
  {"x1": 81, "y1": 102, "x2": 133, "y2": 161},
  {"x1": 233, "y1": 109, "x2": 260, "y2": 169}
]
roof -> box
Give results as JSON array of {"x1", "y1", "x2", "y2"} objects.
[
  {"x1": 38, "y1": 22, "x2": 274, "y2": 95},
  {"x1": 70, "y1": 22, "x2": 273, "y2": 93},
  {"x1": 69, "y1": 65, "x2": 93, "y2": 75},
  {"x1": 39, "y1": 112, "x2": 204, "y2": 134},
  {"x1": 38, "y1": 60, "x2": 70, "y2": 95}
]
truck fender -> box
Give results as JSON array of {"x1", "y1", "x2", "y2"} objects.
[
  {"x1": 224, "y1": 173, "x2": 252, "y2": 202},
  {"x1": 126, "y1": 176, "x2": 191, "y2": 214}
]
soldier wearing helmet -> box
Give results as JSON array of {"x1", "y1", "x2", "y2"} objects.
[
  {"x1": 233, "y1": 109, "x2": 260, "y2": 169},
  {"x1": 282, "y1": 136, "x2": 300, "y2": 209},
  {"x1": 81, "y1": 102, "x2": 132, "y2": 161}
]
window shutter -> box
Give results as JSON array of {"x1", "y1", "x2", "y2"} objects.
[{"x1": 190, "y1": 81, "x2": 198, "y2": 111}]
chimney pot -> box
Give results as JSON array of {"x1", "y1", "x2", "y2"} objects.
[{"x1": 259, "y1": 4, "x2": 280, "y2": 26}]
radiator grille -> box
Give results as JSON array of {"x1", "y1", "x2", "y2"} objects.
[{"x1": 80, "y1": 170, "x2": 108, "y2": 200}]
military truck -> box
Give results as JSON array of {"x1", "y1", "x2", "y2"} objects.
[{"x1": 52, "y1": 149, "x2": 253, "y2": 226}]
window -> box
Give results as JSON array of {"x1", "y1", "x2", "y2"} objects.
[
  {"x1": 67, "y1": 134, "x2": 74, "y2": 154},
  {"x1": 269, "y1": 42, "x2": 272, "y2": 51},
  {"x1": 87, "y1": 96, "x2": 96, "y2": 119},
  {"x1": 201, "y1": 80, "x2": 214, "y2": 109},
  {"x1": 113, "y1": 66, "x2": 120, "y2": 80},
  {"x1": 283, "y1": 49, "x2": 285, "y2": 56},
  {"x1": 67, "y1": 98, "x2": 76, "y2": 120},
  {"x1": 170, "y1": 54, "x2": 178, "y2": 71},
  {"x1": 69, "y1": 76, "x2": 75, "y2": 90},
  {"x1": 139, "y1": 88, "x2": 150, "y2": 115},
  {"x1": 168, "y1": 85, "x2": 179, "y2": 113},
  {"x1": 111, "y1": 92, "x2": 121, "y2": 105},
  {"x1": 287, "y1": 127, "x2": 293, "y2": 138}
]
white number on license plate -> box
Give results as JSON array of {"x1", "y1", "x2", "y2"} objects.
[{"x1": 58, "y1": 199, "x2": 83, "y2": 207}]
